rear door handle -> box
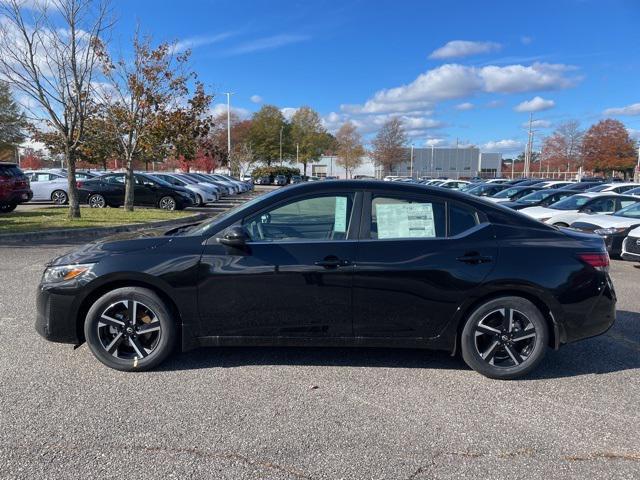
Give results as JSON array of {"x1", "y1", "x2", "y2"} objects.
[
  {"x1": 314, "y1": 258, "x2": 351, "y2": 268},
  {"x1": 456, "y1": 254, "x2": 492, "y2": 265}
]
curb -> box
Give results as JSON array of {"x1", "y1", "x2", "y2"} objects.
[{"x1": 0, "y1": 212, "x2": 213, "y2": 244}]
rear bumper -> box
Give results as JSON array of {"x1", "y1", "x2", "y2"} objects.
[{"x1": 1, "y1": 189, "x2": 32, "y2": 205}]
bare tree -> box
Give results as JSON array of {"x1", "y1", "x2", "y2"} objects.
[
  {"x1": 335, "y1": 121, "x2": 364, "y2": 178},
  {"x1": 541, "y1": 120, "x2": 584, "y2": 173},
  {"x1": 371, "y1": 117, "x2": 407, "y2": 175},
  {"x1": 94, "y1": 31, "x2": 193, "y2": 211},
  {"x1": 0, "y1": 0, "x2": 111, "y2": 218}
]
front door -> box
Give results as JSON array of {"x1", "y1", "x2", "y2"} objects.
[
  {"x1": 353, "y1": 192, "x2": 497, "y2": 338},
  {"x1": 198, "y1": 192, "x2": 360, "y2": 337}
]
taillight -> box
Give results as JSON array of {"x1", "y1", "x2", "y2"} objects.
[
  {"x1": 577, "y1": 252, "x2": 609, "y2": 270},
  {"x1": 76, "y1": 181, "x2": 83, "y2": 188}
]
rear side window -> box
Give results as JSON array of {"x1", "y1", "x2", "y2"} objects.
[
  {"x1": 449, "y1": 204, "x2": 479, "y2": 236},
  {"x1": 0, "y1": 165, "x2": 22, "y2": 177},
  {"x1": 588, "y1": 198, "x2": 616, "y2": 213},
  {"x1": 370, "y1": 196, "x2": 446, "y2": 239}
]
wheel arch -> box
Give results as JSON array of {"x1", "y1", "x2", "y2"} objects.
[
  {"x1": 75, "y1": 277, "x2": 183, "y2": 344},
  {"x1": 453, "y1": 288, "x2": 562, "y2": 355}
]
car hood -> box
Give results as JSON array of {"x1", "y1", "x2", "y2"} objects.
[
  {"x1": 48, "y1": 226, "x2": 179, "y2": 266},
  {"x1": 572, "y1": 214, "x2": 640, "y2": 229},
  {"x1": 519, "y1": 206, "x2": 565, "y2": 219}
]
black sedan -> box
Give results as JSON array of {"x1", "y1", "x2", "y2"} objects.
[
  {"x1": 78, "y1": 172, "x2": 195, "y2": 210},
  {"x1": 498, "y1": 188, "x2": 577, "y2": 210},
  {"x1": 463, "y1": 183, "x2": 508, "y2": 198},
  {"x1": 36, "y1": 180, "x2": 615, "y2": 379}
]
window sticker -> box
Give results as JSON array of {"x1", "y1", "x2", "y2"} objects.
[
  {"x1": 376, "y1": 203, "x2": 435, "y2": 239},
  {"x1": 334, "y1": 196, "x2": 348, "y2": 233}
]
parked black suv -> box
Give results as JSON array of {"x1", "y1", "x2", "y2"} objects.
[{"x1": 0, "y1": 162, "x2": 32, "y2": 213}]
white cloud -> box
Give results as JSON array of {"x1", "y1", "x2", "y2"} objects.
[
  {"x1": 250, "y1": 94, "x2": 263, "y2": 104},
  {"x1": 429, "y1": 40, "x2": 501, "y2": 59},
  {"x1": 210, "y1": 102, "x2": 250, "y2": 120},
  {"x1": 455, "y1": 102, "x2": 474, "y2": 111},
  {"x1": 226, "y1": 34, "x2": 310, "y2": 55},
  {"x1": 603, "y1": 102, "x2": 640, "y2": 116},
  {"x1": 424, "y1": 138, "x2": 448, "y2": 147},
  {"x1": 170, "y1": 32, "x2": 235, "y2": 54},
  {"x1": 486, "y1": 100, "x2": 503, "y2": 108},
  {"x1": 521, "y1": 36, "x2": 533, "y2": 45},
  {"x1": 515, "y1": 96, "x2": 555, "y2": 112},
  {"x1": 481, "y1": 139, "x2": 523, "y2": 152},
  {"x1": 342, "y1": 63, "x2": 577, "y2": 117},
  {"x1": 628, "y1": 128, "x2": 640, "y2": 140},
  {"x1": 322, "y1": 111, "x2": 443, "y2": 138},
  {"x1": 524, "y1": 119, "x2": 552, "y2": 128},
  {"x1": 280, "y1": 107, "x2": 298, "y2": 121}
]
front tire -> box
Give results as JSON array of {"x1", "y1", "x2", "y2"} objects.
[
  {"x1": 0, "y1": 203, "x2": 17, "y2": 213},
  {"x1": 158, "y1": 196, "x2": 176, "y2": 211},
  {"x1": 84, "y1": 287, "x2": 177, "y2": 371},
  {"x1": 461, "y1": 296, "x2": 548, "y2": 380}
]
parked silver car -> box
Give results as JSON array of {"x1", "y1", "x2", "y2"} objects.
[
  {"x1": 151, "y1": 173, "x2": 219, "y2": 205},
  {"x1": 24, "y1": 170, "x2": 69, "y2": 204}
]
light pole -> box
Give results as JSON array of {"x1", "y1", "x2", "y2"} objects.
[
  {"x1": 635, "y1": 140, "x2": 640, "y2": 183},
  {"x1": 223, "y1": 92, "x2": 234, "y2": 171},
  {"x1": 410, "y1": 144, "x2": 414, "y2": 178},
  {"x1": 279, "y1": 126, "x2": 284, "y2": 164}
]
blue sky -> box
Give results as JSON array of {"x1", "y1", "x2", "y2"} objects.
[{"x1": 114, "y1": 0, "x2": 640, "y2": 155}]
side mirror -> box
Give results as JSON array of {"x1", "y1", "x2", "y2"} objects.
[
  {"x1": 581, "y1": 207, "x2": 593, "y2": 214},
  {"x1": 219, "y1": 226, "x2": 248, "y2": 248}
]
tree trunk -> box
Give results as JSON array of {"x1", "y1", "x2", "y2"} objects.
[
  {"x1": 124, "y1": 154, "x2": 135, "y2": 211},
  {"x1": 65, "y1": 146, "x2": 81, "y2": 219}
]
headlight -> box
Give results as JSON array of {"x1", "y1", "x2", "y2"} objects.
[
  {"x1": 42, "y1": 263, "x2": 94, "y2": 284},
  {"x1": 594, "y1": 227, "x2": 626, "y2": 236}
]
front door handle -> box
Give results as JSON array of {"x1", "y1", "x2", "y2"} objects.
[
  {"x1": 456, "y1": 253, "x2": 493, "y2": 265},
  {"x1": 314, "y1": 257, "x2": 351, "y2": 268}
]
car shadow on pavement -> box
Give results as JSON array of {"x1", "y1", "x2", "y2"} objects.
[{"x1": 160, "y1": 310, "x2": 640, "y2": 379}]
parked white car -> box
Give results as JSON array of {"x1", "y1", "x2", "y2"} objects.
[
  {"x1": 485, "y1": 178, "x2": 510, "y2": 184},
  {"x1": 621, "y1": 225, "x2": 640, "y2": 262},
  {"x1": 434, "y1": 180, "x2": 470, "y2": 190},
  {"x1": 536, "y1": 180, "x2": 575, "y2": 189},
  {"x1": 520, "y1": 192, "x2": 636, "y2": 226},
  {"x1": 24, "y1": 170, "x2": 69, "y2": 204},
  {"x1": 586, "y1": 182, "x2": 638, "y2": 194}
]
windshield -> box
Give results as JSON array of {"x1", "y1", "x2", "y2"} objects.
[
  {"x1": 186, "y1": 190, "x2": 278, "y2": 236},
  {"x1": 517, "y1": 190, "x2": 549, "y2": 203},
  {"x1": 492, "y1": 187, "x2": 520, "y2": 198},
  {"x1": 549, "y1": 195, "x2": 591, "y2": 210},
  {"x1": 613, "y1": 202, "x2": 640, "y2": 218},
  {"x1": 586, "y1": 184, "x2": 609, "y2": 192},
  {"x1": 175, "y1": 175, "x2": 196, "y2": 184}
]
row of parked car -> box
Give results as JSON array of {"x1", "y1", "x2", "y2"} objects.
[
  {"x1": 429, "y1": 176, "x2": 640, "y2": 261},
  {"x1": 0, "y1": 164, "x2": 254, "y2": 213}
]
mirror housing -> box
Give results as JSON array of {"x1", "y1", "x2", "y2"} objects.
[
  {"x1": 219, "y1": 226, "x2": 248, "y2": 248},
  {"x1": 581, "y1": 207, "x2": 593, "y2": 214}
]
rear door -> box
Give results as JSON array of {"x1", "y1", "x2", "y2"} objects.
[{"x1": 353, "y1": 190, "x2": 497, "y2": 338}]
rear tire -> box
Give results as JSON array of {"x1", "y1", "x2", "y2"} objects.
[
  {"x1": 461, "y1": 296, "x2": 548, "y2": 380},
  {"x1": 84, "y1": 287, "x2": 177, "y2": 371},
  {"x1": 88, "y1": 194, "x2": 107, "y2": 208},
  {"x1": 51, "y1": 190, "x2": 68, "y2": 205},
  {"x1": 0, "y1": 203, "x2": 17, "y2": 213}
]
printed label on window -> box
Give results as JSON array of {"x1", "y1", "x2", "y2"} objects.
[
  {"x1": 376, "y1": 203, "x2": 435, "y2": 239},
  {"x1": 334, "y1": 196, "x2": 348, "y2": 233}
]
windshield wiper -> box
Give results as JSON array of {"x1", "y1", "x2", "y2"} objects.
[{"x1": 165, "y1": 222, "x2": 202, "y2": 236}]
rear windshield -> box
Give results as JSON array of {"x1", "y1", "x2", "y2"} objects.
[
  {"x1": 517, "y1": 190, "x2": 549, "y2": 203},
  {"x1": 0, "y1": 165, "x2": 23, "y2": 177},
  {"x1": 613, "y1": 202, "x2": 640, "y2": 219},
  {"x1": 492, "y1": 187, "x2": 521, "y2": 198},
  {"x1": 549, "y1": 195, "x2": 590, "y2": 210}
]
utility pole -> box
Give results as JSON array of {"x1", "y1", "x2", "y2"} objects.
[
  {"x1": 431, "y1": 144, "x2": 435, "y2": 177},
  {"x1": 410, "y1": 144, "x2": 414, "y2": 178},
  {"x1": 223, "y1": 92, "x2": 234, "y2": 171},
  {"x1": 296, "y1": 143, "x2": 299, "y2": 164}
]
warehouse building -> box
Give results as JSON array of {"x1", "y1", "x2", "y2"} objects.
[{"x1": 297, "y1": 147, "x2": 502, "y2": 179}]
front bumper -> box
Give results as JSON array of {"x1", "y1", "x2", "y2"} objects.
[
  {"x1": 36, "y1": 283, "x2": 83, "y2": 344},
  {"x1": 621, "y1": 235, "x2": 640, "y2": 262}
]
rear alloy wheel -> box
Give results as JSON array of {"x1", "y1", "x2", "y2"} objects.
[
  {"x1": 51, "y1": 190, "x2": 68, "y2": 205},
  {"x1": 461, "y1": 296, "x2": 548, "y2": 379},
  {"x1": 84, "y1": 287, "x2": 176, "y2": 371},
  {"x1": 88, "y1": 194, "x2": 106, "y2": 208},
  {"x1": 158, "y1": 196, "x2": 176, "y2": 211},
  {"x1": 0, "y1": 203, "x2": 17, "y2": 213},
  {"x1": 195, "y1": 194, "x2": 203, "y2": 206}
]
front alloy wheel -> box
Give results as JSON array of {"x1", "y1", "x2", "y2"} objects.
[
  {"x1": 85, "y1": 287, "x2": 176, "y2": 371},
  {"x1": 158, "y1": 196, "x2": 176, "y2": 210},
  {"x1": 461, "y1": 296, "x2": 548, "y2": 379}
]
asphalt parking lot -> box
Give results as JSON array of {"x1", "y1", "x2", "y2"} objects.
[{"x1": 0, "y1": 243, "x2": 638, "y2": 479}]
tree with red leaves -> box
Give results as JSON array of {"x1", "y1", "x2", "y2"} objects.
[{"x1": 582, "y1": 119, "x2": 637, "y2": 178}]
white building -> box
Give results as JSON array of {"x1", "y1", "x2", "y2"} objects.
[{"x1": 293, "y1": 148, "x2": 502, "y2": 179}]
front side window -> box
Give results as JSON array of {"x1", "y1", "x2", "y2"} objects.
[
  {"x1": 244, "y1": 194, "x2": 354, "y2": 242},
  {"x1": 550, "y1": 195, "x2": 590, "y2": 210},
  {"x1": 587, "y1": 198, "x2": 616, "y2": 213},
  {"x1": 370, "y1": 196, "x2": 446, "y2": 239}
]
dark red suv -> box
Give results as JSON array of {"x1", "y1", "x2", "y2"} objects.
[{"x1": 0, "y1": 162, "x2": 32, "y2": 213}]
